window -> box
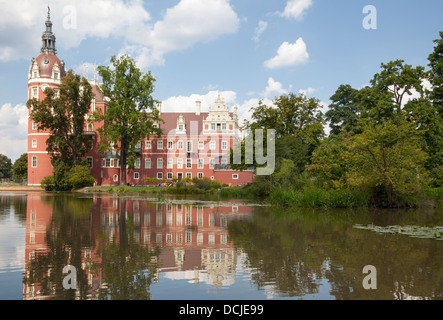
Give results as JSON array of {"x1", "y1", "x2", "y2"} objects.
[
  {"x1": 198, "y1": 141, "x2": 204, "y2": 150},
  {"x1": 135, "y1": 158, "x2": 140, "y2": 169},
  {"x1": 135, "y1": 141, "x2": 141, "y2": 149},
  {"x1": 186, "y1": 158, "x2": 192, "y2": 169},
  {"x1": 87, "y1": 123, "x2": 93, "y2": 132},
  {"x1": 221, "y1": 158, "x2": 228, "y2": 166},
  {"x1": 33, "y1": 71, "x2": 37, "y2": 78},
  {"x1": 222, "y1": 141, "x2": 228, "y2": 150},
  {"x1": 113, "y1": 159, "x2": 119, "y2": 168},
  {"x1": 198, "y1": 158, "x2": 204, "y2": 169},
  {"x1": 198, "y1": 172, "x2": 203, "y2": 179},
  {"x1": 32, "y1": 156, "x2": 37, "y2": 168},
  {"x1": 145, "y1": 158, "x2": 151, "y2": 169},
  {"x1": 167, "y1": 172, "x2": 173, "y2": 180},
  {"x1": 157, "y1": 172, "x2": 163, "y2": 179},
  {"x1": 210, "y1": 141, "x2": 216, "y2": 150},
  {"x1": 105, "y1": 159, "x2": 111, "y2": 168},
  {"x1": 210, "y1": 159, "x2": 215, "y2": 169},
  {"x1": 217, "y1": 123, "x2": 221, "y2": 131},
  {"x1": 232, "y1": 174, "x2": 239, "y2": 180},
  {"x1": 145, "y1": 140, "x2": 151, "y2": 149},
  {"x1": 167, "y1": 141, "x2": 173, "y2": 149},
  {"x1": 177, "y1": 158, "x2": 183, "y2": 169},
  {"x1": 157, "y1": 140, "x2": 163, "y2": 149},
  {"x1": 54, "y1": 72, "x2": 59, "y2": 80},
  {"x1": 187, "y1": 141, "x2": 192, "y2": 152},
  {"x1": 32, "y1": 88, "x2": 38, "y2": 98},
  {"x1": 32, "y1": 139, "x2": 37, "y2": 148},
  {"x1": 167, "y1": 158, "x2": 173, "y2": 169},
  {"x1": 177, "y1": 140, "x2": 183, "y2": 150},
  {"x1": 222, "y1": 123, "x2": 227, "y2": 131},
  {"x1": 134, "y1": 172, "x2": 139, "y2": 180},
  {"x1": 87, "y1": 157, "x2": 93, "y2": 168},
  {"x1": 186, "y1": 172, "x2": 192, "y2": 179},
  {"x1": 32, "y1": 121, "x2": 38, "y2": 130},
  {"x1": 178, "y1": 124, "x2": 184, "y2": 131},
  {"x1": 157, "y1": 158, "x2": 163, "y2": 169},
  {"x1": 211, "y1": 123, "x2": 216, "y2": 131},
  {"x1": 113, "y1": 175, "x2": 119, "y2": 182}
]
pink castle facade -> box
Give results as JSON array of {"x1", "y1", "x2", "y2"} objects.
[{"x1": 27, "y1": 11, "x2": 253, "y2": 187}]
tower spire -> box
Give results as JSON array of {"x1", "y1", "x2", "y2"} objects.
[{"x1": 41, "y1": 6, "x2": 57, "y2": 55}]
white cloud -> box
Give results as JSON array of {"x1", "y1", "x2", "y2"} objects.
[
  {"x1": 0, "y1": 103, "x2": 28, "y2": 161},
  {"x1": 0, "y1": 0, "x2": 239, "y2": 68},
  {"x1": 299, "y1": 87, "x2": 317, "y2": 96},
  {"x1": 264, "y1": 38, "x2": 309, "y2": 69},
  {"x1": 114, "y1": 0, "x2": 240, "y2": 69},
  {"x1": 280, "y1": 0, "x2": 313, "y2": 21},
  {"x1": 262, "y1": 77, "x2": 289, "y2": 99},
  {"x1": 252, "y1": 20, "x2": 268, "y2": 42}
]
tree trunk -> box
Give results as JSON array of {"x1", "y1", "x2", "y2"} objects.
[{"x1": 120, "y1": 139, "x2": 127, "y2": 186}]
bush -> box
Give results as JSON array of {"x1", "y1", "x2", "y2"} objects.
[
  {"x1": 41, "y1": 175, "x2": 56, "y2": 191},
  {"x1": 68, "y1": 165, "x2": 95, "y2": 190}
]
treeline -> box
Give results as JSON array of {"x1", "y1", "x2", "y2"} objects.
[
  {"x1": 0, "y1": 153, "x2": 27, "y2": 183},
  {"x1": 233, "y1": 32, "x2": 443, "y2": 208}
]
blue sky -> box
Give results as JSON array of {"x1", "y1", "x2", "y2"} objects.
[{"x1": 0, "y1": 0, "x2": 442, "y2": 161}]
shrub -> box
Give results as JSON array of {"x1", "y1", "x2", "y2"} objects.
[{"x1": 68, "y1": 165, "x2": 95, "y2": 190}]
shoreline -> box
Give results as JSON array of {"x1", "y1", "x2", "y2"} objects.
[{"x1": 0, "y1": 185, "x2": 45, "y2": 192}]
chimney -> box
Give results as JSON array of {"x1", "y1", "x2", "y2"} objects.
[
  {"x1": 157, "y1": 101, "x2": 162, "y2": 114},
  {"x1": 195, "y1": 100, "x2": 201, "y2": 115}
]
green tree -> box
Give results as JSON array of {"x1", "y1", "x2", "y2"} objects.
[
  {"x1": 364, "y1": 60, "x2": 429, "y2": 120},
  {"x1": 0, "y1": 154, "x2": 12, "y2": 179},
  {"x1": 247, "y1": 93, "x2": 325, "y2": 149},
  {"x1": 27, "y1": 70, "x2": 94, "y2": 167},
  {"x1": 325, "y1": 84, "x2": 361, "y2": 135},
  {"x1": 12, "y1": 153, "x2": 28, "y2": 182},
  {"x1": 95, "y1": 55, "x2": 162, "y2": 186},
  {"x1": 428, "y1": 31, "x2": 443, "y2": 110},
  {"x1": 345, "y1": 119, "x2": 428, "y2": 206}
]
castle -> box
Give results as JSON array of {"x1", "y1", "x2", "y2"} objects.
[{"x1": 27, "y1": 10, "x2": 253, "y2": 186}]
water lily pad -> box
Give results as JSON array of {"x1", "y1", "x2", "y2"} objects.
[{"x1": 352, "y1": 224, "x2": 443, "y2": 240}]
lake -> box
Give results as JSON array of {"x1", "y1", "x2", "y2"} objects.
[{"x1": 0, "y1": 191, "x2": 442, "y2": 300}]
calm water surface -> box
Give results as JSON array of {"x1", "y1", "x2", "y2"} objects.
[{"x1": 0, "y1": 191, "x2": 442, "y2": 300}]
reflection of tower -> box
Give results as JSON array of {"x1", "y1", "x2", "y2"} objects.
[
  {"x1": 27, "y1": 7, "x2": 66, "y2": 185},
  {"x1": 174, "y1": 248, "x2": 185, "y2": 270}
]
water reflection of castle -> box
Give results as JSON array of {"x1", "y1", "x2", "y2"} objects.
[{"x1": 23, "y1": 193, "x2": 252, "y2": 299}]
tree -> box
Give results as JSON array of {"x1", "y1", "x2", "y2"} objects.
[
  {"x1": 325, "y1": 84, "x2": 361, "y2": 135},
  {"x1": 345, "y1": 119, "x2": 428, "y2": 206},
  {"x1": 428, "y1": 31, "x2": 443, "y2": 110},
  {"x1": 366, "y1": 60, "x2": 429, "y2": 119},
  {"x1": 0, "y1": 154, "x2": 12, "y2": 179},
  {"x1": 247, "y1": 93, "x2": 325, "y2": 149},
  {"x1": 12, "y1": 153, "x2": 27, "y2": 182},
  {"x1": 95, "y1": 55, "x2": 162, "y2": 186},
  {"x1": 27, "y1": 70, "x2": 94, "y2": 167}
]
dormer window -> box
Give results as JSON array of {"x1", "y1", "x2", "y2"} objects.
[
  {"x1": 178, "y1": 124, "x2": 184, "y2": 131},
  {"x1": 54, "y1": 72, "x2": 59, "y2": 80}
]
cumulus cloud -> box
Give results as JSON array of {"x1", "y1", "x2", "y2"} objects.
[
  {"x1": 262, "y1": 77, "x2": 290, "y2": 99},
  {"x1": 0, "y1": 103, "x2": 28, "y2": 161},
  {"x1": 280, "y1": 0, "x2": 313, "y2": 21},
  {"x1": 264, "y1": 38, "x2": 309, "y2": 69},
  {"x1": 0, "y1": 0, "x2": 240, "y2": 69}
]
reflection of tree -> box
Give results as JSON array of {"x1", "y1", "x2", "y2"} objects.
[
  {"x1": 0, "y1": 194, "x2": 27, "y2": 223},
  {"x1": 23, "y1": 195, "x2": 94, "y2": 299},
  {"x1": 228, "y1": 206, "x2": 443, "y2": 299},
  {"x1": 93, "y1": 199, "x2": 160, "y2": 300}
]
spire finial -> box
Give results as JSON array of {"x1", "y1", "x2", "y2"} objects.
[{"x1": 41, "y1": 5, "x2": 57, "y2": 55}]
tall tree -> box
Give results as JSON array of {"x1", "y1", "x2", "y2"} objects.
[
  {"x1": 428, "y1": 31, "x2": 443, "y2": 110},
  {"x1": 367, "y1": 60, "x2": 429, "y2": 119},
  {"x1": 27, "y1": 70, "x2": 93, "y2": 167},
  {"x1": 12, "y1": 153, "x2": 28, "y2": 182},
  {"x1": 95, "y1": 55, "x2": 162, "y2": 186},
  {"x1": 325, "y1": 84, "x2": 361, "y2": 135},
  {"x1": 0, "y1": 154, "x2": 12, "y2": 179}
]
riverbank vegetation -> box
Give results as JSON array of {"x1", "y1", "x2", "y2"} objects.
[{"x1": 231, "y1": 32, "x2": 443, "y2": 208}]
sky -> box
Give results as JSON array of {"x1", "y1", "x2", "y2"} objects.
[{"x1": 0, "y1": 0, "x2": 442, "y2": 162}]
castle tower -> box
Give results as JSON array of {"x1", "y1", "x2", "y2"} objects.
[{"x1": 27, "y1": 7, "x2": 66, "y2": 185}]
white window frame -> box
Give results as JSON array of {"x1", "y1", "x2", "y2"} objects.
[
  {"x1": 187, "y1": 141, "x2": 192, "y2": 152},
  {"x1": 145, "y1": 158, "x2": 151, "y2": 169},
  {"x1": 167, "y1": 158, "x2": 173, "y2": 169},
  {"x1": 177, "y1": 140, "x2": 184, "y2": 150},
  {"x1": 198, "y1": 141, "x2": 204, "y2": 150},
  {"x1": 210, "y1": 141, "x2": 216, "y2": 150},
  {"x1": 134, "y1": 172, "x2": 140, "y2": 180},
  {"x1": 167, "y1": 141, "x2": 173, "y2": 150},
  {"x1": 31, "y1": 156, "x2": 37, "y2": 168},
  {"x1": 198, "y1": 172, "x2": 203, "y2": 179},
  {"x1": 177, "y1": 158, "x2": 183, "y2": 169},
  {"x1": 113, "y1": 174, "x2": 119, "y2": 182},
  {"x1": 198, "y1": 158, "x2": 204, "y2": 169},
  {"x1": 186, "y1": 172, "x2": 192, "y2": 179},
  {"x1": 222, "y1": 141, "x2": 228, "y2": 150},
  {"x1": 157, "y1": 172, "x2": 163, "y2": 180},
  {"x1": 87, "y1": 156, "x2": 93, "y2": 168},
  {"x1": 157, "y1": 158, "x2": 163, "y2": 169},
  {"x1": 135, "y1": 158, "x2": 141, "y2": 169},
  {"x1": 232, "y1": 174, "x2": 239, "y2": 180},
  {"x1": 157, "y1": 140, "x2": 163, "y2": 150},
  {"x1": 186, "y1": 158, "x2": 192, "y2": 169},
  {"x1": 145, "y1": 140, "x2": 151, "y2": 149},
  {"x1": 32, "y1": 139, "x2": 37, "y2": 148},
  {"x1": 32, "y1": 121, "x2": 38, "y2": 130},
  {"x1": 167, "y1": 172, "x2": 173, "y2": 180}
]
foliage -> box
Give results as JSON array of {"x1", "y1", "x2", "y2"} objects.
[
  {"x1": 68, "y1": 165, "x2": 95, "y2": 190},
  {"x1": 428, "y1": 31, "x2": 443, "y2": 109},
  {"x1": 94, "y1": 55, "x2": 162, "y2": 186},
  {"x1": 28, "y1": 70, "x2": 93, "y2": 167},
  {"x1": 12, "y1": 153, "x2": 27, "y2": 182},
  {"x1": 0, "y1": 153, "x2": 12, "y2": 179},
  {"x1": 41, "y1": 162, "x2": 95, "y2": 191}
]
